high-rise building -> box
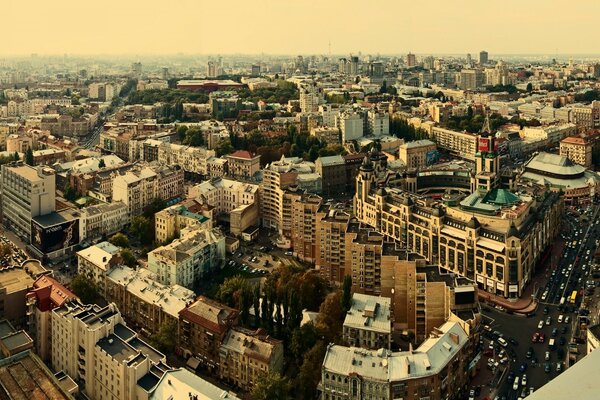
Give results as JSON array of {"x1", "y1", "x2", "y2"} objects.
[
  {"x1": 131, "y1": 62, "x2": 142, "y2": 76},
  {"x1": 299, "y1": 81, "x2": 323, "y2": 113},
  {"x1": 479, "y1": 50, "x2": 489, "y2": 64},
  {"x1": 207, "y1": 61, "x2": 217, "y2": 78},
  {"x1": 459, "y1": 69, "x2": 484, "y2": 90},
  {"x1": 406, "y1": 52, "x2": 416, "y2": 67},
  {"x1": 0, "y1": 162, "x2": 56, "y2": 240},
  {"x1": 251, "y1": 64, "x2": 261, "y2": 76}
]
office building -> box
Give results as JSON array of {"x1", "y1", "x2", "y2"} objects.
[
  {"x1": 0, "y1": 162, "x2": 55, "y2": 240},
  {"x1": 178, "y1": 296, "x2": 239, "y2": 373},
  {"x1": 406, "y1": 52, "x2": 416, "y2": 67},
  {"x1": 224, "y1": 150, "x2": 261, "y2": 180},
  {"x1": 479, "y1": 50, "x2": 489, "y2": 64},
  {"x1": 219, "y1": 327, "x2": 284, "y2": 391},
  {"x1": 560, "y1": 135, "x2": 593, "y2": 168},
  {"x1": 104, "y1": 265, "x2": 195, "y2": 338},
  {"x1": 429, "y1": 126, "x2": 478, "y2": 160},
  {"x1": 154, "y1": 199, "x2": 212, "y2": 244},
  {"x1": 399, "y1": 140, "x2": 437, "y2": 169},
  {"x1": 338, "y1": 111, "x2": 364, "y2": 142},
  {"x1": 459, "y1": 69, "x2": 484, "y2": 90},
  {"x1": 147, "y1": 226, "x2": 225, "y2": 289},
  {"x1": 343, "y1": 294, "x2": 392, "y2": 350}
]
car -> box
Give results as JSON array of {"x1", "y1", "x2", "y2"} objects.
[
  {"x1": 538, "y1": 320, "x2": 545, "y2": 329},
  {"x1": 546, "y1": 316, "x2": 552, "y2": 325},
  {"x1": 526, "y1": 347, "x2": 533, "y2": 359},
  {"x1": 521, "y1": 375, "x2": 527, "y2": 386},
  {"x1": 468, "y1": 389, "x2": 475, "y2": 400},
  {"x1": 529, "y1": 387, "x2": 535, "y2": 395},
  {"x1": 558, "y1": 314, "x2": 564, "y2": 323},
  {"x1": 509, "y1": 337, "x2": 519, "y2": 346},
  {"x1": 545, "y1": 351, "x2": 550, "y2": 361},
  {"x1": 284, "y1": 251, "x2": 293, "y2": 256},
  {"x1": 543, "y1": 306, "x2": 549, "y2": 315},
  {"x1": 532, "y1": 333, "x2": 540, "y2": 343},
  {"x1": 564, "y1": 316, "x2": 570, "y2": 324},
  {"x1": 544, "y1": 362, "x2": 552, "y2": 373},
  {"x1": 519, "y1": 362, "x2": 528, "y2": 373},
  {"x1": 513, "y1": 376, "x2": 520, "y2": 390},
  {"x1": 483, "y1": 325, "x2": 492, "y2": 332},
  {"x1": 539, "y1": 333, "x2": 546, "y2": 342},
  {"x1": 552, "y1": 328, "x2": 558, "y2": 337},
  {"x1": 556, "y1": 362, "x2": 562, "y2": 372},
  {"x1": 520, "y1": 387, "x2": 528, "y2": 399}
]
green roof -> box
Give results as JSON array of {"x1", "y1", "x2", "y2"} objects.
[{"x1": 481, "y1": 188, "x2": 520, "y2": 206}]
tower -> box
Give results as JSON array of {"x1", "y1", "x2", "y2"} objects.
[{"x1": 474, "y1": 112, "x2": 500, "y2": 193}]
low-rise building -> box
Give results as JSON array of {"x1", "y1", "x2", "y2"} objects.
[
  {"x1": 310, "y1": 126, "x2": 340, "y2": 145},
  {"x1": 225, "y1": 150, "x2": 261, "y2": 180},
  {"x1": 343, "y1": 294, "x2": 392, "y2": 350},
  {"x1": 219, "y1": 327, "x2": 284, "y2": 391},
  {"x1": 76, "y1": 241, "x2": 121, "y2": 288},
  {"x1": 104, "y1": 266, "x2": 195, "y2": 337},
  {"x1": 560, "y1": 135, "x2": 593, "y2": 168},
  {"x1": 0, "y1": 261, "x2": 49, "y2": 328},
  {"x1": 80, "y1": 201, "x2": 128, "y2": 241},
  {"x1": 147, "y1": 226, "x2": 226, "y2": 289},
  {"x1": 178, "y1": 296, "x2": 239, "y2": 373},
  {"x1": 154, "y1": 200, "x2": 212, "y2": 244},
  {"x1": 399, "y1": 139, "x2": 437, "y2": 169},
  {"x1": 144, "y1": 368, "x2": 241, "y2": 400}
]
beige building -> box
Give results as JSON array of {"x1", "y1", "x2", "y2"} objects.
[
  {"x1": 219, "y1": 327, "x2": 284, "y2": 391},
  {"x1": 0, "y1": 162, "x2": 56, "y2": 240},
  {"x1": 320, "y1": 321, "x2": 471, "y2": 400},
  {"x1": 430, "y1": 126, "x2": 477, "y2": 160},
  {"x1": 178, "y1": 296, "x2": 239, "y2": 373},
  {"x1": 157, "y1": 142, "x2": 215, "y2": 176},
  {"x1": 26, "y1": 275, "x2": 77, "y2": 363},
  {"x1": 316, "y1": 155, "x2": 346, "y2": 196},
  {"x1": 154, "y1": 200, "x2": 212, "y2": 244},
  {"x1": 104, "y1": 265, "x2": 195, "y2": 337},
  {"x1": 147, "y1": 226, "x2": 226, "y2": 289},
  {"x1": 80, "y1": 201, "x2": 128, "y2": 241},
  {"x1": 51, "y1": 301, "x2": 168, "y2": 400},
  {"x1": 76, "y1": 241, "x2": 122, "y2": 289},
  {"x1": 560, "y1": 135, "x2": 593, "y2": 168},
  {"x1": 343, "y1": 294, "x2": 392, "y2": 350},
  {"x1": 112, "y1": 164, "x2": 183, "y2": 217},
  {"x1": 316, "y1": 206, "x2": 352, "y2": 286},
  {"x1": 290, "y1": 193, "x2": 322, "y2": 262},
  {"x1": 188, "y1": 176, "x2": 260, "y2": 236},
  {"x1": 399, "y1": 139, "x2": 437, "y2": 169},
  {"x1": 225, "y1": 150, "x2": 261, "y2": 180},
  {"x1": 310, "y1": 126, "x2": 340, "y2": 145}
]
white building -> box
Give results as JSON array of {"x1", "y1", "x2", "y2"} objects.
[
  {"x1": 0, "y1": 163, "x2": 56, "y2": 240},
  {"x1": 157, "y1": 143, "x2": 216, "y2": 175},
  {"x1": 147, "y1": 226, "x2": 226, "y2": 289},
  {"x1": 188, "y1": 177, "x2": 259, "y2": 215},
  {"x1": 76, "y1": 241, "x2": 121, "y2": 288},
  {"x1": 80, "y1": 201, "x2": 128, "y2": 241},
  {"x1": 343, "y1": 294, "x2": 392, "y2": 350},
  {"x1": 299, "y1": 81, "x2": 323, "y2": 113},
  {"x1": 367, "y1": 110, "x2": 390, "y2": 136},
  {"x1": 338, "y1": 111, "x2": 364, "y2": 142}
]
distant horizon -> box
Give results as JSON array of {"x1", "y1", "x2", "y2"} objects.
[{"x1": 5, "y1": 0, "x2": 600, "y2": 56}]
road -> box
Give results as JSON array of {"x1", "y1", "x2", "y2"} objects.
[{"x1": 478, "y1": 202, "x2": 599, "y2": 400}]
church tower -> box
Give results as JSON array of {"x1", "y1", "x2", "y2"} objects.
[{"x1": 474, "y1": 112, "x2": 500, "y2": 194}]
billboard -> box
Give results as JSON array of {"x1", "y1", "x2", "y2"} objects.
[
  {"x1": 31, "y1": 218, "x2": 80, "y2": 254},
  {"x1": 478, "y1": 138, "x2": 490, "y2": 152}
]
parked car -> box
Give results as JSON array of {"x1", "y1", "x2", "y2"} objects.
[{"x1": 538, "y1": 320, "x2": 545, "y2": 329}]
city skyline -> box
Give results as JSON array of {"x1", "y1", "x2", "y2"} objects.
[{"x1": 4, "y1": 0, "x2": 600, "y2": 56}]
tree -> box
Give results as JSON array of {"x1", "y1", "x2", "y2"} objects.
[
  {"x1": 0, "y1": 243, "x2": 12, "y2": 259},
  {"x1": 63, "y1": 181, "x2": 77, "y2": 202},
  {"x1": 316, "y1": 291, "x2": 344, "y2": 343},
  {"x1": 253, "y1": 284, "x2": 261, "y2": 327},
  {"x1": 341, "y1": 275, "x2": 352, "y2": 312},
  {"x1": 129, "y1": 216, "x2": 152, "y2": 245},
  {"x1": 70, "y1": 274, "x2": 101, "y2": 304},
  {"x1": 290, "y1": 322, "x2": 319, "y2": 361},
  {"x1": 121, "y1": 249, "x2": 138, "y2": 268},
  {"x1": 380, "y1": 80, "x2": 387, "y2": 94},
  {"x1": 526, "y1": 82, "x2": 533, "y2": 93},
  {"x1": 295, "y1": 341, "x2": 327, "y2": 399},
  {"x1": 109, "y1": 233, "x2": 130, "y2": 248},
  {"x1": 150, "y1": 320, "x2": 177, "y2": 354},
  {"x1": 177, "y1": 125, "x2": 188, "y2": 142},
  {"x1": 251, "y1": 373, "x2": 291, "y2": 400},
  {"x1": 13, "y1": 152, "x2": 19, "y2": 161},
  {"x1": 98, "y1": 159, "x2": 106, "y2": 168},
  {"x1": 25, "y1": 148, "x2": 34, "y2": 166},
  {"x1": 215, "y1": 138, "x2": 234, "y2": 157}
]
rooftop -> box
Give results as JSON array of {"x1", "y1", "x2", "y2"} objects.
[
  {"x1": 227, "y1": 150, "x2": 259, "y2": 160},
  {"x1": 400, "y1": 139, "x2": 436, "y2": 149},
  {"x1": 525, "y1": 152, "x2": 585, "y2": 176},
  {"x1": 148, "y1": 368, "x2": 241, "y2": 400},
  {"x1": 221, "y1": 328, "x2": 282, "y2": 364},
  {"x1": 344, "y1": 294, "x2": 392, "y2": 334},
  {"x1": 0, "y1": 264, "x2": 47, "y2": 295},
  {"x1": 76, "y1": 241, "x2": 120, "y2": 271},
  {"x1": 180, "y1": 296, "x2": 238, "y2": 335}
]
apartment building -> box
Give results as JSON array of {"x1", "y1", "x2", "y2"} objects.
[
  {"x1": 560, "y1": 135, "x2": 593, "y2": 168},
  {"x1": 225, "y1": 150, "x2": 261, "y2": 180},
  {"x1": 290, "y1": 193, "x2": 322, "y2": 263},
  {"x1": 367, "y1": 110, "x2": 390, "y2": 136},
  {"x1": 320, "y1": 321, "x2": 471, "y2": 400},
  {"x1": 0, "y1": 162, "x2": 56, "y2": 240},
  {"x1": 571, "y1": 101, "x2": 600, "y2": 129},
  {"x1": 299, "y1": 81, "x2": 323, "y2": 113},
  {"x1": 147, "y1": 226, "x2": 226, "y2": 289},
  {"x1": 316, "y1": 205, "x2": 352, "y2": 286},
  {"x1": 459, "y1": 69, "x2": 484, "y2": 90},
  {"x1": 104, "y1": 265, "x2": 195, "y2": 337},
  {"x1": 154, "y1": 200, "x2": 212, "y2": 244},
  {"x1": 178, "y1": 296, "x2": 239, "y2": 373},
  {"x1": 343, "y1": 294, "x2": 392, "y2": 350},
  {"x1": 145, "y1": 368, "x2": 240, "y2": 400},
  {"x1": 26, "y1": 275, "x2": 77, "y2": 362},
  {"x1": 310, "y1": 126, "x2": 340, "y2": 145},
  {"x1": 157, "y1": 142, "x2": 216, "y2": 176},
  {"x1": 429, "y1": 127, "x2": 477, "y2": 160},
  {"x1": 316, "y1": 155, "x2": 346, "y2": 196},
  {"x1": 0, "y1": 260, "x2": 49, "y2": 328},
  {"x1": 112, "y1": 164, "x2": 183, "y2": 217},
  {"x1": 399, "y1": 140, "x2": 437, "y2": 169},
  {"x1": 76, "y1": 241, "x2": 121, "y2": 289},
  {"x1": 80, "y1": 201, "x2": 128, "y2": 241},
  {"x1": 51, "y1": 301, "x2": 168, "y2": 400},
  {"x1": 338, "y1": 111, "x2": 364, "y2": 142},
  {"x1": 219, "y1": 327, "x2": 284, "y2": 391}
]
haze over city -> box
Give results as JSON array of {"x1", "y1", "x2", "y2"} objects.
[{"x1": 4, "y1": 0, "x2": 600, "y2": 55}]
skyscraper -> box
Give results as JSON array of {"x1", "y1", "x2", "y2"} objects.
[
  {"x1": 406, "y1": 52, "x2": 416, "y2": 67},
  {"x1": 207, "y1": 61, "x2": 217, "y2": 78},
  {"x1": 479, "y1": 50, "x2": 489, "y2": 64}
]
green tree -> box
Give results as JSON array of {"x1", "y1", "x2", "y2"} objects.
[
  {"x1": 63, "y1": 181, "x2": 77, "y2": 202},
  {"x1": 341, "y1": 275, "x2": 352, "y2": 312},
  {"x1": 251, "y1": 373, "x2": 291, "y2": 400},
  {"x1": 98, "y1": 159, "x2": 106, "y2": 168},
  {"x1": 316, "y1": 291, "x2": 344, "y2": 343},
  {"x1": 129, "y1": 216, "x2": 152, "y2": 245},
  {"x1": 526, "y1": 82, "x2": 533, "y2": 93},
  {"x1": 70, "y1": 274, "x2": 101, "y2": 304},
  {"x1": 289, "y1": 322, "x2": 319, "y2": 361},
  {"x1": 295, "y1": 341, "x2": 327, "y2": 399},
  {"x1": 13, "y1": 152, "x2": 19, "y2": 161},
  {"x1": 109, "y1": 233, "x2": 129, "y2": 248},
  {"x1": 150, "y1": 320, "x2": 177, "y2": 354},
  {"x1": 253, "y1": 284, "x2": 261, "y2": 328},
  {"x1": 177, "y1": 125, "x2": 188, "y2": 142},
  {"x1": 25, "y1": 148, "x2": 34, "y2": 165},
  {"x1": 121, "y1": 249, "x2": 138, "y2": 268},
  {"x1": 215, "y1": 138, "x2": 234, "y2": 157},
  {"x1": 380, "y1": 80, "x2": 387, "y2": 94}
]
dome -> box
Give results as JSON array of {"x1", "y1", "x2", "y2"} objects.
[
  {"x1": 507, "y1": 223, "x2": 519, "y2": 238},
  {"x1": 467, "y1": 216, "x2": 481, "y2": 229}
]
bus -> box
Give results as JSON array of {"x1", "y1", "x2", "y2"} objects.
[{"x1": 570, "y1": 290, "x2": 577, "y2": 304}]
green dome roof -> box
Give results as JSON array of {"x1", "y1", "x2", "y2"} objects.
[{"x1": 481, "y1": 188, "x2": 520, "y2": 206}]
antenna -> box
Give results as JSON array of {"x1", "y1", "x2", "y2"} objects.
[{"x1": 328, "y1": 40, "x2": 331, "y2": 58}]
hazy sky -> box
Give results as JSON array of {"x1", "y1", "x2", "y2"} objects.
[{"x1": 5, "y1": 0, "x2": 600, "y2": 56}]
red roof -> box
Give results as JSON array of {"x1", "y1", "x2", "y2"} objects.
[
  {"x1": 28, "y1": 275, "x2": 77, "y2": 312},
  {"x1": 229, "y1": 150, "x2": 256, "y2": 159}
]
